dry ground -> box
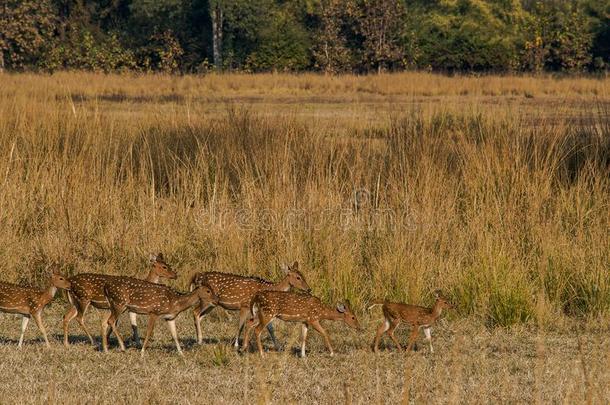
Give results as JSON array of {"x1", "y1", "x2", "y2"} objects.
[{"x1": 0, "y1": 306, "x2": 608, "y2": 404}]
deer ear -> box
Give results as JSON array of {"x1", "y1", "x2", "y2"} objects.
[
  {"x1": 156, "y1": 253, "x2": 164, "y2": 261},
  {"x1": 149, "y1": 254, "x2": 157, "y2": 263},
  {"x1": 336, "y1": 303, "x2": 346, "y2": 313},
  {"x1": 291, "y1": 261, "x2": 299, "y2": 270},
  {"x1": 281, "y1": 263, "x2": 289, "y2": 274},
  {"x1": 434, "y1": 290, "x2": 441, "y2": 299}
]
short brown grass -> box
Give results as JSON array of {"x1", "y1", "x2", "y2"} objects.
[{"x1": 0, "y1": 72, "x2": 608, "y2": 403}]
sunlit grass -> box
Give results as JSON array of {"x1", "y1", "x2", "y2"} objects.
[{"x1": 0, "y1": 72, "x2": 608, "y2": 326}]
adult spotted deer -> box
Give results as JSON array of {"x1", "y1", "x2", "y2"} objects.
[
  {"x1": 102, "y1": 279, "x2": 219, "y2": 355},
  {"x1": 241, "y1": 291, "x2": 360, "y2": 357},
  {"x1": 369, "y1": 291, "x2": 453, "y2": 353},
  {"x1": 63, "y1": 253, "x2": 176, "y2": 346},
  {"x1": 0, "y1": 266, "x2": 71, "y2": 348},
  {"x1": 190, "y1": 261, "x2": 310, "y2": 349}
]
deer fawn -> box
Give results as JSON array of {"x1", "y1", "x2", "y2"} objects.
[
  {"x1": 0, "y1": 266, "x2": 71, "y2": 348},
  {"x1": 241, "y1": 291, "x2": 360, "y2": 357},
  {"x1": 190, "y1": 261, "x2": 310, "y2": 349},
  {"x1": 63, "y1": 253, "x2": 176, "y2": 347},
  {"x1": 102, "y1": 279, "x2": 219, "y2": 355},
  {"x1": 369, "y1": 291, "x2": 453, "y2": 353}
]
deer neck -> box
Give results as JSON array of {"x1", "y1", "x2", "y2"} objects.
[
  {"x1": 145, "y1": 268, "x2": 160, "y2": 284},
  {"x1": 320, "y1": 305, "x2": 343, "y2": 322},
  {"x1": 40, "y1": 285, "x2": 58, "y2": 305},
  {"x1": 431, "y1": 302, "x2": 444, "y2": 320},
  {"x1": 171, "y1": 290, "x2": 200, "y2": 313},
  {"x1": 269, "y1": 275, "x2": 291, "y2": 292}
]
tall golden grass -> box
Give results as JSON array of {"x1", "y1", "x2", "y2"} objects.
[{"x1": 0, "y1": 72, "x2": 608, "y2": 328}]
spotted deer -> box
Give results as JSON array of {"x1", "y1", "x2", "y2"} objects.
[
  {"x1": 369, "y1": 291, "x2": 453, "y2": 353},
  {"x1": 102, "y1": 279, "x2": 219, "y2": 355},
  {"x1": 241, "y1": 291, "x2": 360, "y2": 357},
  {"x1": 63, "y1": 253, "x2": 176, "y2": 347},
  {"x1": 190, "y1": 261, "x2": 310, "y2": 349},
  {"x1": 0, "y1": 266, "x2": 71, "y2": 348}
]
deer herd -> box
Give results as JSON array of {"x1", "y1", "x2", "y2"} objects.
[{"x1": 0, "y1": 253, "x2": 452, "y2": 357}]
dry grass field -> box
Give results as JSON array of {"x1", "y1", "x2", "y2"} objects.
[{"x1": 0, "y1": 72, "x2": 608, "y2": 404}]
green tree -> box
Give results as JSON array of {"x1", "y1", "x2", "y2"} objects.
[
  {"x1": 0, "y1": 0, "x2": 56, "y2": 71},
  {"x1": 245, "y1": 9, "x2": 311, "y2": 71},
  {"x1": 221, "y1": 0, "x2": 274, "y2": 69},
  {"x1": 524, "y1": 1, "x2": 593, "y2": 72},
  {"x1": 312, "y1": 0, "x2": 358, "y2": 73},
  {"x1": 359, "y1": 0, "x2": 406, "y2": 72},
  {"x1": 412, "y1": 0, "x2": 523, "y2": 71},
  {"x1": 582, "y1": 0, "x2": 610, "y2": 70}
]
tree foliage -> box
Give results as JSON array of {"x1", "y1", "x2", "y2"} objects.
[
  {"x1": 0, "y1": 0, "x2": 606, "y2": 73},
  {"x1": 0, "y1": 0, "x2": 56, "y2": 71}
]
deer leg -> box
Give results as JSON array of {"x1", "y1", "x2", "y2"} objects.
[
  {"x1": 423, "y1": 327, "x2": 433, "y2": 353},
  {"x1": 255, "y1": 318, "x2": 272, "y2": 357},
  {"x1": 75, "y1": 311, "x2": 95, "y2": 346},
  {"x1": 240, "y1": 316, "x2": 258, "y2": 353},
  {"x1": 74, "y1": 299, "x2": 96, "y2": 346},
  {"x1": 166, "y1": 319, "x2": 183, "y2": 356},
  {"x1": 101, "y1": 312, "x2": 112, "y2": 352},
  {"x1": 128, "y1": 312, "x2": 140, "y2": 347},
  {"x1": 141, "y1": 315, "x2": 157, "y2": 356},
  {"x1": 310, "y1": 320, "x2": 334, "y2": 357},
  {"x1": 32, "y1": 311, "x2": 50, "y2": 348},
  {"x1": 105, "y1": 312, "x2": 115, "y2": 342},
  {"x1": 406, "y1": 325, "x2": 420, "y2": 352},
  {"x1": 387, "y1": 319, "x2": 403, "y2": 351},
  {"x1": 193, "y1": 303, "x2": 215, "y2": 345},
  {"x1": 373, "y1": 319, "x2": 390, "y2": 353},
  {"x1": 104, "y1": 304, "x2": 126, "y2": 352},
  {"x1": 193, "y1": 305, "x2": 203, "y2": 345},
  {"x1": 300, "y1": 323, "x2": 308, "y2": 358},
  {"x1": 110, "y1": 315, "x2": 126, "y2": 352},
  {"x1": 62, "y1": 305, "x2": 78, "y2": 346},
  {"x1": 18, "y1": 316, "x2": 30, "y2": 348},
  {"x1": 267, "y1": 322, "x2": 282, "y2": 351},
  {"x1": 74, "y1": 299, "x2": 95, "y2": 346},
  {"x1": 234, "y1": 307, "x2": 251, "y2": 348}
]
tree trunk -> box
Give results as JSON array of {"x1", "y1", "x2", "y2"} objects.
[{"x1": 211, "y1": 2, "x2": 223, "y2": 71}]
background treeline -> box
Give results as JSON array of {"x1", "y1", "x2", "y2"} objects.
[{"x1": 1, "y1": 0, "x2": 609, "y2": 74}]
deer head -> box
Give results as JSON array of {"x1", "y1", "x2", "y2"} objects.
[
  {"x1": 194, "y1": 283, "x2": 220, "y2": 306},
  {"x1": 149, "y1": 253, "x2": 177, "y2": 280},
  {"x1": 281, "y1": 261, "x2": 311, "y2": 292},
  {"x1": 433, "y1": 290, "x2": 454, "y2": 310},
  {"x1": 49, "y1": 265, "x2": 71, "y2": 290},
  {"x1": 337, "y1": 300, "x2": 360, "y2": 330}
]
